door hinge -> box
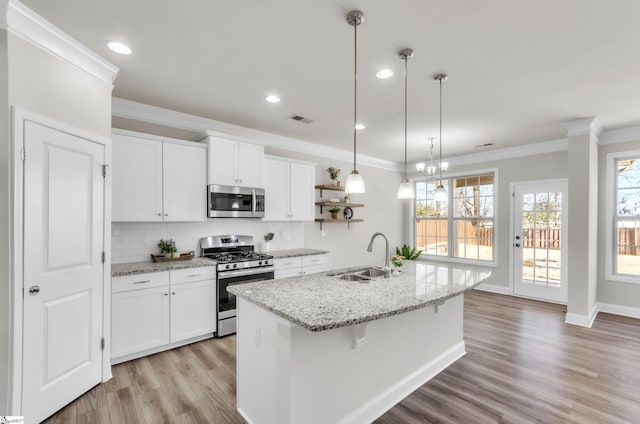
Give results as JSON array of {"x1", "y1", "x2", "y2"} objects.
[
  {"x1": 101, "y1": 251, "x2": 105, "y2": 264},
  {"x1": 102, "y1": 164, "x2": 108, "y2": 178},
  {"x1": 20, "y1": 148, "x2": 25, "y2": 161},
  {"x1": 100, "y1": 338, "x2": 105, "y2": 350}
]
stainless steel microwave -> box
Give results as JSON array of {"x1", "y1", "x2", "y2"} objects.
[{"x1": 207, "y1": 185, "x2": 265, "y2": 218}]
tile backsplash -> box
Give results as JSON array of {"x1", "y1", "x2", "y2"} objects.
[{"x1": 112, "y1": 220, "x2": 304, "y2": 264}]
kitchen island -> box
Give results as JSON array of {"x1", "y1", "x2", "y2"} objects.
[{"x1": 228, "y1": 260, "x2": 491, "y2": 424}]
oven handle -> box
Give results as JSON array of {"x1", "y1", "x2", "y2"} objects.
[
  {"x1": 251, "y1": 189, "x2": 257, "y2": 216},
  {"x1": 218, "y1": 266, "x2": 275, "y2": 279}
]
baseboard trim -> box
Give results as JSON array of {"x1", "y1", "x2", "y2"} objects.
[
  {"x1": 337, "y1": 341, "x2": 466, "y2": 424},
  {"x1": 597, "y1": 302, "x2": 640, "y2": 319},
  {"x1": 474, "y1": 283, "x2": 511, "y2": 295},
  {"x1": 565, "y1": 305, "x2": 598, "y2": 328}
]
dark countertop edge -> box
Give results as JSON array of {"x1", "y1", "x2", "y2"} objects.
[{"x1": 233, "y1": 280, "x2": 483, "y2": 332}]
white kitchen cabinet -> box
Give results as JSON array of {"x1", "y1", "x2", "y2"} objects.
[
  {"x1": 112, "y1": 131, "x2": 207, "y2": 222},
  {"x1": 263, "y1": 156, "x2": 315, "y2": 221},
  {"x1": 205, "y1": 136, "x2": 263, "y2": 187},
  {"x1": 274, "y1": 254, "x2": 328, "y2": 279},
  {"x1": 111, "y1": 266, "x2": 216, "y2": 364}
]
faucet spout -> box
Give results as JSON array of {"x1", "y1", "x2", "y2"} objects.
[{"x1": 367, "y1": 232, "x2": 391, "y2": 277}]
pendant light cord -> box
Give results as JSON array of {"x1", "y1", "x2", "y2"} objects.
[
  {"x1": 438, "y1": 77, "x2": 443, "y2": 185},
  {"x1": 404, "y1": 56, "x2": 408, "y2": 181},
  {"x1": 353, "y1": 22, "x2": 358, "y2": 172}
]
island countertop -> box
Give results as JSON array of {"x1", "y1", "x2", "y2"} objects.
[{"x1": 228, "y1": 260, "x2": 491, "y2": 332}]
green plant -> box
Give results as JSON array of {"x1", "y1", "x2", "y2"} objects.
[
  {"x1": 391, "y1": 255, "x2": 404, "y2": 267},
  {"x1": 328, "y1": 207, "x2": 341, "y2": 214},
  {"x1": 158, "y1": 239, "x2": 177, "y2": 254},
  {"x1": 326, "y1": 166, "x2": 340, "y2": 180},
  {"x1": 395, "y1": 244, "x2": 422, "y2": 260}
]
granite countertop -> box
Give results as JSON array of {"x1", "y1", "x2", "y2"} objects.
[
  {"x1": 228, "y1": 260, "x2": 491, "y2": 332},
  {"x1": 268, "y1": 248, "x2": 329, "y2": 259},
  {"x1": 112, "y1": 257, "x2": 216, "y2": 277}
]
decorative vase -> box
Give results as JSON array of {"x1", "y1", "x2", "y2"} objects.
[
  {"x1": 392, "y1": 266, "x2": 401, "y2": 276},
  {"x1": 164, "y1": 252, "x2": 172, "y2": 258},
  {"x1": 336, "y1": 180, "x2": 341, "y2": 187},
  {"x1": 331, "y1": 212, "x2": 339, "y2": 219},
  {"x1": 331, "y1": 179, "x2": 338, "y2": 186},
  {"x1": 172, "y1": 252, "x2": 180, "y2": 258}
]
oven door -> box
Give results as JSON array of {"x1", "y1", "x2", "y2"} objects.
[
  {"x1": 208, "y1": 185, "x2": 255, "y2": 218},
  {"x1": 217, "y1": 268, "x2": 275, "y2": 320}
]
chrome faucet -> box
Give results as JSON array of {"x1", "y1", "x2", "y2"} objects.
[{"x1": 367, "y1": 232, "x2": 391, "y2": 278}]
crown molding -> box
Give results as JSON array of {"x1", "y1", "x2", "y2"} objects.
[
  {"x1": 563, "y1": 117, "x2": 602, "y2": 138},
  {"x1": 3, "y1": 0, "x2": 118, "y2": 86},
  {"x1": 418, "y1": 137, "x2": 569, "y2": 169},
  {"x1": 112, "y1": 97, "x2": 402, "y2": 172},
  {"x1": 599, "y1": 125, "x2": 640, "y2": 145}
]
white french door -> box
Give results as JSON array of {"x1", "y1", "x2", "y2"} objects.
[
  {"x1": 513, "y1": 180, "x2": 568, "y2": 303},
  {"x1": 22, "y1": 121, "x2": 105, "y2": 422}
]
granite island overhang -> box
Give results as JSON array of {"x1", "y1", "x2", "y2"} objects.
[{"x1": 228, "y1": 260, "x2": 491, "y2": 424}]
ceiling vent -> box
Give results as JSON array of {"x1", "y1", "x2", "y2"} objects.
[{"x1": 289, "y1": 114, "x2": 314, "y2": 124}]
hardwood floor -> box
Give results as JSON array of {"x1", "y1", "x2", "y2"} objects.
[{"x1": 44, "y1": 291, "x2": 640, "y2": 423}]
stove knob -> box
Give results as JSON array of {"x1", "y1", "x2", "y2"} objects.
[
  {"x1": 264, "y1": 259, "x2": 270, "y2": 265},
  {"x1": 258, "y1": 261, "x2": 263, "y2": 265},
  {"x1": 233, "y1": 263, "x2": 238, "y2": 268},
  {"x1": 225, "y1": 264, "x2": 231, "y2": 270}
]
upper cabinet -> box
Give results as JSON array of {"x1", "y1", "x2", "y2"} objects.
[
  {"x1": 263, "y1": 156, "x2": 315, "y2": 221},
  {"x1": 112, "y1": 131, "x2": 207, "y2": 222},
  {"x1": 204, "y1": 136, "x2": 264, "y2": 187}
]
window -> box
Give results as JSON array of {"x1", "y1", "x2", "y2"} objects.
[
  {"x1": 415, "y1": 172, "x2": 495, "y2": 264},
  {"x1": 613, "y1": 156, "x2": 640, "y2": 278}
]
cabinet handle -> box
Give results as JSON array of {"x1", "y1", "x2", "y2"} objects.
[
  {"x1": 164, "y1": 293, "x2": 169, "y2": 296},
  {"x1": 283, "y1": 262, "x2": 294, "y2": 266},
  {"x1": 157, "y1": 213, "x2": 161, "y2": 216},
  {"x1": 187, "y1": 274, "x2": 202, "y2": 278},
  {"x1": 132, "y1": 280, "x2": 151, "y2": 284},
  {"x1": 164, "y1": 213, "x2": 168, "y2": 217},
  {"x1": 172, "y1": 292, "x2": 176, "y2": 295}
]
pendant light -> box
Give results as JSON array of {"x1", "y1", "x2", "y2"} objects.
[
  {"x1": 433, "y1": 73, "x2": 448, "y2": 202},
  {"x1": 344, "y1": 10, "x2": 366, "y2": 194},
  {"x1": 397, "y1": 48, "x2": 415, "y2": 199}
]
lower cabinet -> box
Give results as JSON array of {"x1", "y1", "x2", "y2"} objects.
[
  {"x1": 274, "y1": 254, "x2": 328, "y2": 279},
  {"x1": 111, "y1": 267, "x2": 216, "y2": 364}
]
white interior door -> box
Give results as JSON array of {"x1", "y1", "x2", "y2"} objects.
[
  {"x1": 22, "y1": 121, "x2": 105, "y2": 423},
  {"x1": 513, "y1": 180, "x2": 568, "y2": 303}
]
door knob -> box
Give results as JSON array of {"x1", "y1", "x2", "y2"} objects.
[
  {"x1": 515, "y1": 235, "x2": 521, "y2": 240},
  {"x1": 28, "y1": 286, "x2": 40, "y2": 295}
]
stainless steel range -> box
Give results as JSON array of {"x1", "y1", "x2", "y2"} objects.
[{"x1": 200, "y1": 235, "x2": 274, "y2": 337}]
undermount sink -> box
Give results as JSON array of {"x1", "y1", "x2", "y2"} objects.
[
  {"x1": 356, "y1": 267, "x2": 387, "y2": 278},
  {"x1": 338, "y1": 274, "x2": 372, "y2": 282}
]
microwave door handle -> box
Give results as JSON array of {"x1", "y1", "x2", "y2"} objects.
[{"x1": 252, "y1": 189, "x2": 256, "y2": 216}]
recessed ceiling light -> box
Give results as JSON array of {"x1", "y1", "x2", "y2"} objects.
[
  {"x1": 265, "y1": 95, "x2": 281, "y2": 103},
  {"x1": 376, "y1": 69, "x2": 393, "y2": 79},
  {"x1": 107, "y1": 41, "x2": 132, "y2": 55},
  {"x1": 355, "y1": 123, "x2": 365, "y2": 130}
]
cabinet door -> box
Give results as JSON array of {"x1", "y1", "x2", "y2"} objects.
[
  {"x1": 263, "y1": 158, "x2": 291, "y2": 221},
  {"x1": 237, "y1": 142, "x2": 264, "y2": 187},
  {"x1": 289, "y1": 162, "x2": 315, "y2": 221},
  {"x1": 163, "y1": 143, "x2": 207, "y2": 222},
  {"x1": 210, "y1": 138, "x2": 238, "y2": 186},
  {"x1": 170, "y1": 279, "x2": 217, "y2": 342},
  {"x1": 112, "y1": 135, "x2": 163, "y2": 221},
  {"x1": 111, "y1": 286, "x2": 170, "y2": 359}
]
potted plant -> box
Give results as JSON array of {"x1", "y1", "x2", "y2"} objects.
[
  {"x1": 391, "y1": 254, "x2": 405, "y2": 276},
  {"x1": 158, "y1": 239, "x2": 178, "y2": 258},
  {"x1": 326, "y1": 166, "x2": 341, "y2": 186},
  {"x1": 328, "y1": 207, "x2": 341, "y2": 219}
]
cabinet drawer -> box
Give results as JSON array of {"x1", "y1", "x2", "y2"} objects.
[
  {"x1": 302, "y1": 264, "x2": 327, "y2": 276},
  {"x1": 112, "y1": 272, "x2": 169, "y2": 293},
  {"x1": 302, "y1": 254, "x2": 328, "y2": 267},
  {"x1": 274, "y1": 257, "x2": 303, "y2": 270},
  {"x1": 170, "y1": 267, "x2": 217, "y2": 284}
]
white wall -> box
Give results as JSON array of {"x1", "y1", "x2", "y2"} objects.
[
  {"x1": 266, "y1": 147, "x2": 406, "y2": 270},
  {"x1": 3, "y1": 31, "x2": 112, "y2": 411}
]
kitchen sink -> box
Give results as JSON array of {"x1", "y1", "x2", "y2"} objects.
[
  {"x1": 356, "y1": 267, "x2": 387, "y2": 278},
  {"x1": 338, "y1": 274, "x2": 372, "y2": 282}
]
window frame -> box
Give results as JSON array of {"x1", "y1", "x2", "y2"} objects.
[
  {"x1": 605, "y1": 150, "x2": 640, "y2": 283},
  {"x1": 411, "y1": 168, "x2": 499, "y2": 267}
]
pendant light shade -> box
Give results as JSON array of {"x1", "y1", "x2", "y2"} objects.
[
  {"x1": 397, "y1": 48, "x2": 415, "y2": 199},
  {"x1": 434, "y1": 73, "x2": 448, "y2": 202},
  {"x1": 345, "y1": 10, "x2": 366, "y2": 194}
]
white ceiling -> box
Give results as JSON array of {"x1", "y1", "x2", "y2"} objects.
[{"x1": 21, "y1": 0, "x2": 640, "y2": 164}]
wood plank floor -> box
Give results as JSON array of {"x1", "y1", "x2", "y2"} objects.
[{"x1": 44, "y1": 291, "x2": 640, "y2": 423}]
